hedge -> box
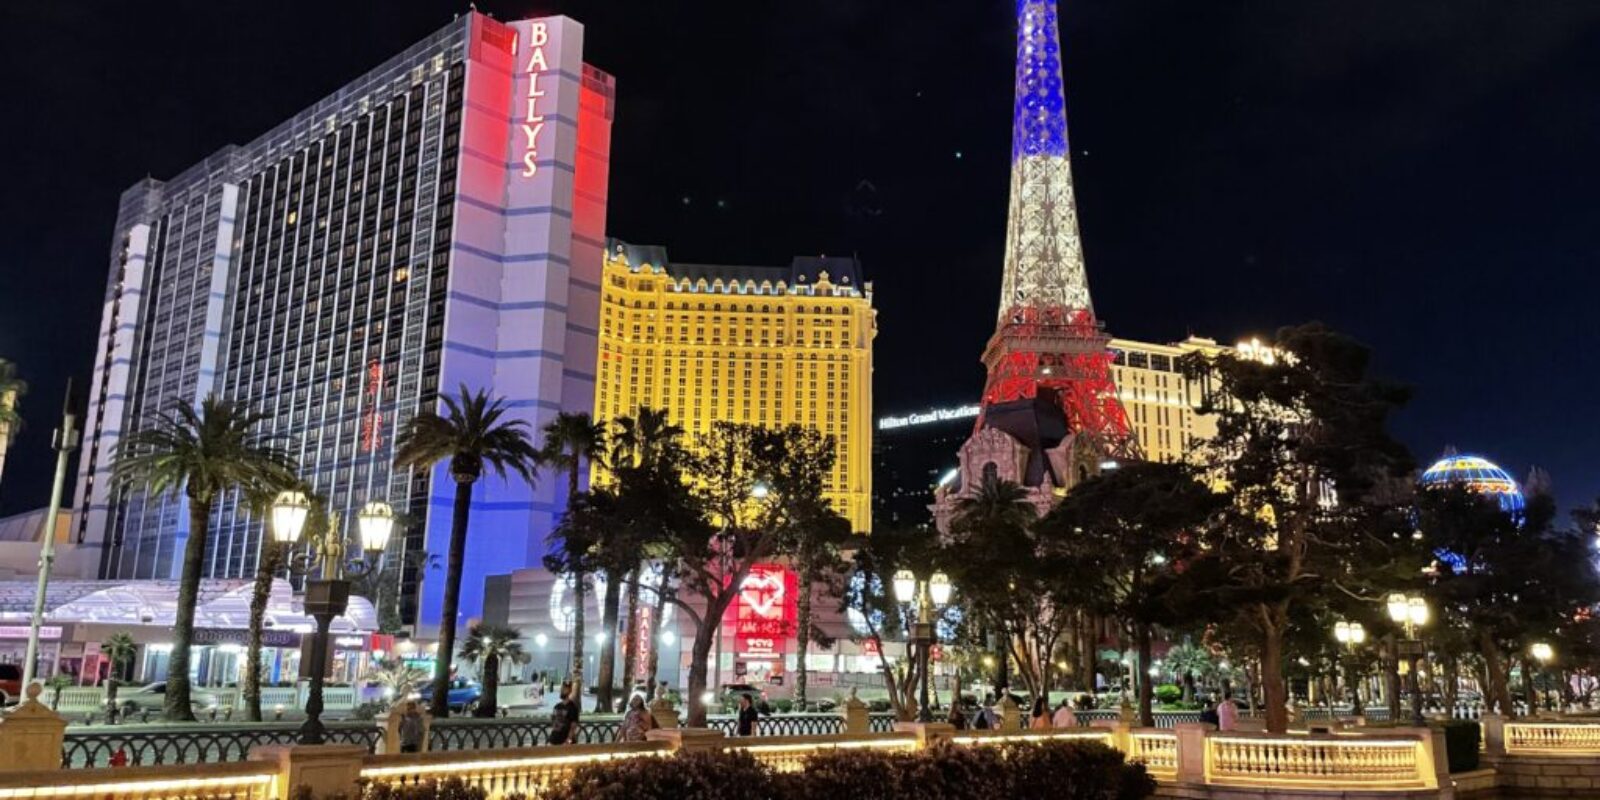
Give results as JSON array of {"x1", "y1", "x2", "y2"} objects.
[{"x1": 537, "y1": 740, "x2": 1154, "y2": 800}]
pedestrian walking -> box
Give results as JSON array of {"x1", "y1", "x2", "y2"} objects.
[
  {"x1": 1030, "y1": 696, "x2": 1051, "y2": 730},
  {"x1": 618, "y1": 695, "x2": 655, "y2": 742},
  {"x1": 1217, "y1": 691, "x2": 1238, "y2": 732},
  {"x1": 398, "y1": 700, "x2": 426, "y2": 753},
  {"x1": 736, "y1": 694, "x2": 759, "y2": 736},
  {"x1": 1051, "y1": 697, "x2": 1078, "y2": 728},
  {"x1": 549, "y1": 683, "x2": 578, "y2": 745}
]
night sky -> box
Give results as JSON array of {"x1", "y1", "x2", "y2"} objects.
[{"x1": 2, "y1": 1, "x2": 1597, "y2": 517}]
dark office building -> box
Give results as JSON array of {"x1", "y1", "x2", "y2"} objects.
[{"x1": 871, "y1": 404, "x2": 978, "y2": 529}]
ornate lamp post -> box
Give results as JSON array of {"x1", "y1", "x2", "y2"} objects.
[
  {"x1": 1386, "y1": 592, "x2": 1429, "y2": 726},
  {"x1": 894, "y1": 569, "x2": 952, "y2": 723},
  {"x1": 1333, "y1": 620, "x2": 1367, "y2": 715},
  {"x1": 1530, "y1": 642, "x2": 1554, "y2": 711},
  {"x1": 272, "y1": 492, "x2": 394, "y2": 744}
]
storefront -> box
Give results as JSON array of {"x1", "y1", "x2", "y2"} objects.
[{"x1": 0, "y1": 578, "x2": 380, "y2": 686}]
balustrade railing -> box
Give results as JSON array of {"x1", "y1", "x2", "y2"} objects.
[
  {"x1": 361, "y1": 742, "x2": 667, "y2": 799},
  {"x1": 1129, "y1": 730, "x2": 1178, "y2": 778},
  {"x1": 0, "y1": 760, "x2": 277, "y2": 800},
  {"x1": 1206, "y1": 734, "x2": 1429, "y2": 787},
  {"x1": 729, "y1": 732, "x2": 918, "y2": 773},
  {"x1": 1504, "y1": 721, "x2": 1600, "y2": 753},
  {"x1": 949, "y1": 728, "x2": 1115, "y2": 747}
]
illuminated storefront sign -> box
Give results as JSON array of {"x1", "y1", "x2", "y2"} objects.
[
  {"x1": 877, "y1": 404, "x2": 980, "y2": 431},
  {"x1": 727, "y1": 563, "x2": 797, "y2": 661},
  {"x1": 518, "y1": 22, "x2": 552, "y2": 178},
  {"x1": 0, "y1": 625, "x2": 61, "y2": 640}
]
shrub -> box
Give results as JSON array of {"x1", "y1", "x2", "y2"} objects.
[
  {"x1": 786, "y1": 740, "x2": 1153, "y2": 800},
  {"x1": 774, "y1": 698, "x2": 794, "y2": 713},
  {"x1": 1154, "y1": 684, "x2": 1183, "y2": 705},
  {"x1": 816, "y1": 697, "x2": 838, "y2": 712},
  {"x1": 867, "y1": 698, "x2": 892, "y2": 713},
  {"x1": 363, "y1": 777, "x2": 486, "y2": 800},
  {"x1": 1441, "y1": 720, "x2": 1481, "y2": 772},
  {"x1": 543, "y1": 750, "x2": 784, "y2": 800}
]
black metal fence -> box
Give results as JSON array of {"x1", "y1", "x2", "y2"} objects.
[
  {"x1": 62, "y1": 712, "x2": 903, "y2": 766},
  {"x1": 61, "y1": 722, "x2": 382, "y2": 768}
]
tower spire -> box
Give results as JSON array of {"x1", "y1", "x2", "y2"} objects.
[{"x1": 1000, "y1": 0, "x2": 1091, "y2": 321}]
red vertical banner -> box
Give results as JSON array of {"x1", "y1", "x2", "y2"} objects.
[{"x1": 729, "y1": 563, "x2": 797, "y2": 668}]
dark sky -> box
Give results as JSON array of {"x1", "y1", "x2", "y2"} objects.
[{"x1": 2, "y1": 1, "x2": 1598, "y2": 517}]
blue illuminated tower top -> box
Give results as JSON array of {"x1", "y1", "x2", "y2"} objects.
[
  {"x1": 1013, "y1": 0, "x2": 1070, "y2": 161},
  {"x1": 997, "y1": 0, "x2": 1093, "y2": 319}
]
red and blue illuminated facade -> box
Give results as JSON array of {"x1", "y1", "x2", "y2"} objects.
[{"x1": 74, "y1": 12, "x2": 613, "y2": 633}]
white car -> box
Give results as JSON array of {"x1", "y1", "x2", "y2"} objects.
[{"x1": 116, "y1": 682, "x2": 223, "y2": 717}]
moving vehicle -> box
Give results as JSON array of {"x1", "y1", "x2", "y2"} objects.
[{"x1": 116, "y1": 682, "x2": 223, "y2": 716}]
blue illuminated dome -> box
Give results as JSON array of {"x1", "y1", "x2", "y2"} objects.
[{"x1": 1419, "y1": 453, "x2": 1526, "y2": 518}]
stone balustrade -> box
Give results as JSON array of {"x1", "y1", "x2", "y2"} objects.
[{"x1": 1204, "y1": 732, "x2": 1436, "y2": 788}]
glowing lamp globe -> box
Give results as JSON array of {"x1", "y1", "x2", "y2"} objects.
[
  {"x1": 357, "y1": 501, "x2": 395, "y2": 553},
  {"x1": 928, "y1": 572, "x2": 953, "y2": 605},
  {"x1": 893, "y1": 570, "x2": 916, "y2": 604},
  {"x1": 271, "y1": 491, "x2": 311, "y2": 545}
]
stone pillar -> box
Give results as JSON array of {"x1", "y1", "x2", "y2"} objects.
[
  {"x1": 1481, "y1": 713, "x2": 1507, "y2": 756},
  {"x1": 843, "y1": 693, "x2": 870, "y2": 734},
  {"x1": 999, "y1": 695, "x2": 1022, "y2": 731},
  {"x1": 1090, "y1": 720, "x2": 1132, "y2": 754},
  {"x1": 893, "y1": 721, "x2": 954, "y2": 749},
  {"x1": 649, "y1": 697, "x2": 679, "y2": 730},
  {"x1": 1173, "y1": 722, "x2": 1213, "y2": 784},
  {"x1": 249, "y1": 745, "x2": 367, "y2": 800},
  {"x1": 646, "y1": 728, "x2": 727, "y2": 753},
  {"x1": 0, "y1": 684, "x2": 68, "y2": 772},
  {"x1": 375, "y1": 707, "x2": 432, "y2": 754}
]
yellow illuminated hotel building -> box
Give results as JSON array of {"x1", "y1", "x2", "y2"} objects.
[
  {"x1": 1106, "y1": 335, "x2": 1224, "y2": 463},
  {"x1": 593, "y1": 239, "x2": 876, "y2": 532}
]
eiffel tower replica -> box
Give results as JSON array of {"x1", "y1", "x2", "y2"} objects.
[{"x1": 935, "y1": 0, "x2": 1139, "y2": 528}]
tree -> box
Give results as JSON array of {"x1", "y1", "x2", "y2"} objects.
[
  {"x1": 939, "y1": 473, "x2": 1060, "y2": 697},
  {"x1": 1179, "y1": 324, "x2": 1413, "y2": 733},
  {"x1": 1039, "y1": 460, "x2": 1222, "y2": 726},
  {"x1": 394, "y1": 386, "x2": 541, "y2": 717},
  {"x1": 100, "y1": 632, "x2": 137, "y2": 719},
  {"x1": 362, "y1": 656, "x2": 430, "y2": 709},
  {"x1": 460, "y1": 623, "x2": 528, "y2": 717},
  {"x1": 660, "y1": 423, "x2": 787, "y2": 727},
  {"x1": 539, "y1": 411, "x2": 607, "y2": 694},
  {"x1": 842, "y1": 525, "x2": 941, "y2": 720},
  {"x1": 1419, "y1": 485, "x2": 1600, "y2": 716},
  {"x1": 112, "y1": 396, "x2": 296, "y2": 720},
  {"x1": 0, "y1": 359, "x2": 25, "y2": 493},
  {"x1": 607, "y1": 408, "x2": 685, "y2": 702},
  {"x1": 239, "y1": 483, "x2": 326, "y2": 722},
  {"x1": 761, "y1": 425, "x2": 852, "y2": 709}
]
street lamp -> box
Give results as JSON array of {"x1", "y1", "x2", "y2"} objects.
[
  {"x1": 1530, "y1": 642, "x2": 1554, "y2": 711},
  {"x1": 893, "y1": 569, "x2": 952, "y2": 723},
  {"x1": 1333, "y1": 619, "x2": 1367, "y2": 715},
  {"x1": 271, "y1": 491, "x2": 394, "y2": 744},
  {"x1": 1386, "y1": 592, "x2": 1429, "y2": 726}
]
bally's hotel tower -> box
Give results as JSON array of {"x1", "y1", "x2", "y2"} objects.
[{"x1": 73, "y1": 12, "x2": 612, "y2": 629}]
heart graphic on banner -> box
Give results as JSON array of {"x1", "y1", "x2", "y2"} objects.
[{"x1": 740, "y1": 572, "x2": 786, "y2": 618}]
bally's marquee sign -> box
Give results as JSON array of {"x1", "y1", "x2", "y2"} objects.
[{"x1": 517, "y1": 22, "x2": 552, "y2": 178}]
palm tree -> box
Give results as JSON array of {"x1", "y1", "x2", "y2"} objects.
[
  {"x1": 112, "y1": 396, "x2": 295, "y2": 720},
  {"x1": 100, "y1": 632, "x2": 138, "y2": 721},
  {"x1": 608, "y1": 408, "x2": 683, "y2": 708},
  {"x1": 459, "y1": 623, "x2": 527, "y2": 717},
  {"x1": 0, "y1": 359, "x2": 26, "y2": 494},
  {"x1": 394, "y1": 386, "x2": 541, "y2": 717},
  {"x1": 240, "y1": 482, "x2": 327, "y2": 722},
  {"x1": 952, "y1": 473, "x2": 1036, "y2": 695},
  {"x1": 539, "y1": 412, "x2": 607, "y2": 694}
]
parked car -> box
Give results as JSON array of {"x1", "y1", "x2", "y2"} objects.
[
  {"x1": 0, "y1": 664, "x2": 20, "y2": 706},
  {"x1": 117, "y1": 682, "x2": 223, "y2": 717},
  {"x1": 446, "y1": 678, "x2": 481, "y2": 713}
]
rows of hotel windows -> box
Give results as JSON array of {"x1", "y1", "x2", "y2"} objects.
[
  {"x1": 595, "y1": 279, "x2": 871, "y2": 498},
  {"x1": 101, "y1": 59, "x2": 466, "y2": 591},
  {"x1": 105, "y1": 186, "x2": 235, "y2": 579},
  {"x1": 211, "y1": 64, "x2": 466, "y2": 586}
]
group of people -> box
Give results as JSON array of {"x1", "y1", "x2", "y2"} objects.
[{"x1": 944, "y1": 691, "x2": 1241, "y2": 732}]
